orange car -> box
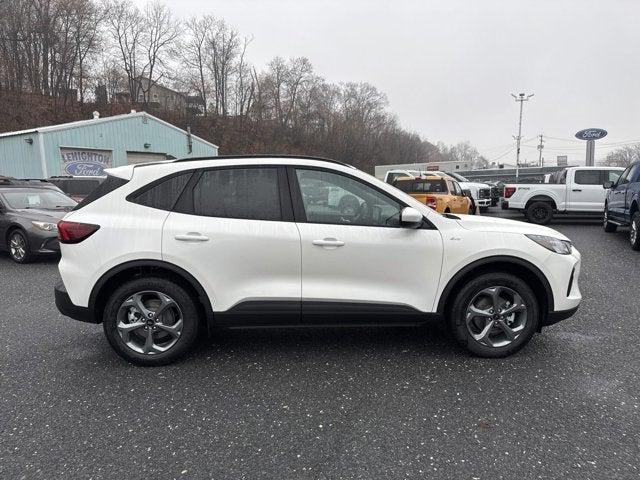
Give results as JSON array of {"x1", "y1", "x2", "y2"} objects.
[{"x1": 393, "y1": 175, "x2": 473, "y2": 214}]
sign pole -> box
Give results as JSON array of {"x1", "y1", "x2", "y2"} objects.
[{"x1": 586, "y1": 139, "x2": 595, "y2": 166}]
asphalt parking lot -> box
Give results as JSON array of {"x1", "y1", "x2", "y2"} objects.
[{"x1": 1, "y1": 210, "x2": 639, "y2": 480}]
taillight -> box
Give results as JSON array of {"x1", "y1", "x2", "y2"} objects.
[
  {"x1": 504, "y1": 186, "x2": 517, "y2": 198},
  {"x1": 58, "y1": 221, "x2": 100, "y2": 244},
  {"x1": 425, "y1": 196, "x2": 437, "y2": 209}
]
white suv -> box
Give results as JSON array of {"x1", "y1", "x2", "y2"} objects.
[{"x1": 55, "y1": 156, "x2": 582, "y2": 366}]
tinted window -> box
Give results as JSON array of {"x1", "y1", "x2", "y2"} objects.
[
  {"x1": 628, "y1": 164, "x2": 640, "y2": 183},
  {"x1": 296, "y1": 169, "x2": 402, "y2": 227},
  {"x1": 67, "y1": 179, "x2": 102, "y2": 196},
  {"x1": 131, "y1": 172, "x2": 193, "y2": 211},
  {"x1": 452, "y1": 181, "x2": 463, "y2": 196},
  {"x1": 395, "y1": 179, "x2": 445, "y2": 193},
  {"x1": 574, "y1": 170, "x2": 602, "y2": 185},
  {"x1": 192, "y1": 168, "x2": 281, "y2": 220},
  {"x1": 74, "y1": 175, "x2": 129, "y2": 210}
]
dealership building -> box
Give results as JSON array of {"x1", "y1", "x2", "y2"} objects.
[{"x1": 0, "y1": 111, "x2": 218, "y2": 178}]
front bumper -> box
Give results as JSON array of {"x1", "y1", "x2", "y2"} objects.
[
  {"x1": 54, "y1": 282, "x2": 96, "y2": 323},
  {"x1": 476, "y1": 199, "x2": 491, "y2": 207}
]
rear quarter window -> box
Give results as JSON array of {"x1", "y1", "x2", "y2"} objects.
[
  {"x1": 129, "y1": 171, "x2": 193, "y2": 211},
  {"x1": 73, "y1": 175, "x2": 129, "y2": 210}
]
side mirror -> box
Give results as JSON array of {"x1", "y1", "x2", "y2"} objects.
[
  {"x1": 603, "y1": 180, "x2": 614, "y2": 189},
  {"x1": 400, "y1": 207, "x2": 423, "y2": 228},
  {"x1": 462, "y1": 189, "x2": 472, "y2": 198}
]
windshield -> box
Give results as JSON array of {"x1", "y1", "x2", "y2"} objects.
[{"x1": 1, "y1": 190, "x2": 76, "y2": 209}]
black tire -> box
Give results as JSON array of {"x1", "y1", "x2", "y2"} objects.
[
  {"x1": 7, "y1": 229, "x2": 33, "y2": 263},
  {"x1": 444, "y1": 207, "x2": 451, "y2": 213},
  {"x1": 630, "y1": 212, "x2": 640, "y2": 251},
  {"x1": 603, "y1": 206, "x2": 617, "y2": 233},
  {"x1": 526, "y1": 201, "x2": 553, "y2": 225},
  {"x1": 448, "y1": 272, "x2": 540, "y2": 358},
  {"x1": 102, "y1": 277, "x2": 201, "y2": 366},
  {"x1": 469, "y1": 198, "x2": 477, "y2": 215}
]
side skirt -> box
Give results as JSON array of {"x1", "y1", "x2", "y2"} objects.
[{"x1": 212, "y1": 301, "x2": 443, "y2": 328}]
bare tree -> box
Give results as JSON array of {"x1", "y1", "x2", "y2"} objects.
[
  {"x1": 184, "y1": 15, "x2": 214, "y2": 115},
  {"x1": 604, "y1": 145, "x2": 640, "y2": 167}
]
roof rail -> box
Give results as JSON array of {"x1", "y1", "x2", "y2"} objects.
[{"x1": 171, "y1": 154, "x2": 355, "y2": 169}]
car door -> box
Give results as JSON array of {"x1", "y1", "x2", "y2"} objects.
[
  {"x1": 290, "y1": 166, "x2": 443, "y2": 322},
  {"x1": 0, "y1": 195, "x2": 9, "y2": 247},
  {"x1": 566, "y1": 169, "x2": 606, "y2": 211},
  {"x1": 609, "y1": 166, "x2": 631, "y2": 221},
  {"x1": 162, "y1": 166, "x2": 302, "y2": 323},
  {"x1": 451, "y1": 181, "x2": 467, "y2": 213},
  {"x1": 624, "y1": 164, "x2": 640, "y2": 221}
]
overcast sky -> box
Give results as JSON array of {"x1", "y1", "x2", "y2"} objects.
[{"x1": 135, "y1": 0, "x2": 640, "y2": 165}]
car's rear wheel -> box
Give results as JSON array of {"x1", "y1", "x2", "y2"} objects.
[
  {"x1": 603, "y1": 206, "x2": 617, "y2": 232},
  {"x1": 7, "y1": 230, "x2": 33, "y2": 263},
  {"x1": 102, "y1": 277, "x2": 201, "y2": 366},
  {"x1": 526, "y1": 201, "x2": 553, "y2": 225},
  {"x1": 630, "y1": 212, "x2": 640, "y2": 251},
  {"x1": 449, "y1": 272, "x2": 539, "y2": 357}
]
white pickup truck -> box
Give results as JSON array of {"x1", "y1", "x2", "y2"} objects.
[{"x1": 502, "y1": 166, "x2": 624, "y2": 224}]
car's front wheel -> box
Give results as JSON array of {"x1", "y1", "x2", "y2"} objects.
[
  {"x1": 449, "y1": 272, "x2": 539, "y2": 357},
  {"x1": 7, "y1": 229, "x2": 33, "y2": 263},
  {"x1": 102, "y1": 277, "x2": 201, "y2": 366},
  {"x1": 630, "y1": 212, "x2": 640, "y2": 251}
]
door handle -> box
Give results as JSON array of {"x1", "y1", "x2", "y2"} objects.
[
  {"x1": 175, "y1": 233, "x2": 209, "y2": 242},
  {"x1": 572, "y1": 189, "x2": 582, "y2": 192},
  {"x1": 312, "y1": 238, "x2": 345, "y2": 248}
]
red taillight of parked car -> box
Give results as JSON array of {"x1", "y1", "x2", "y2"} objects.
[
  {"x1": 425, "y1": 196, "x2": 438, "y2": 210},
  {"x1": 504, "y1": 186, "x2": 517, "y2": 198},
  {"x1": 57, "y1": 221, "x2": 100, "y2": 244}
]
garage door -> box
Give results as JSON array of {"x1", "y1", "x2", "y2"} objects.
[{"x1": 126, "y1": 152, "x2": 168, "y2": 164}]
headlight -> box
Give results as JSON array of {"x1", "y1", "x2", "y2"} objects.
[
  {"x1": 525, "y1": 234, "x2": 572, "y2": 254},
  {"x1": 31, "y1": 221, "x2": 58, "y2": 232}
]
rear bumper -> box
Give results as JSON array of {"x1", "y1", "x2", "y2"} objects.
[{"x1": 54, "y1": 282, "x2": 96, "y2": 323}]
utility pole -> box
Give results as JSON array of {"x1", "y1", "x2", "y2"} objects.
[
  {"x1": 511, "y1": 92, "x2": 534, "y2": 181},
  {"x1": 537, "y1": 134, "x2": 544, "y2": 167}
]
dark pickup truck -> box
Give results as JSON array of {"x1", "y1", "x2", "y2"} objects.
[{"x1": 603, "y1": 161, "x2": 640, "y2": 250}]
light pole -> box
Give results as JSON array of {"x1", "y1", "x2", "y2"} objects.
[{"x1": 511, "y1": 92, "x2": 534, "y2": 181}]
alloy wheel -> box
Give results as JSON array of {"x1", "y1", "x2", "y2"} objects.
[
  {"x1": 116, "y1": 291, "x2": 184, "y2": 355},
  {"x1": 632, "y1": 219, "x2": 638, "y2": 246},
  {"x1": 465, "y1": 286, "x2": 527, "y2": 348},
  {"x1": 9, "y1": 233, "x2": 26, "y2": 261}
]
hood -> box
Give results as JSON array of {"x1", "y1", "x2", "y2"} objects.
[
  {"x1": 460, "y1": 181, "x2": 490, "y2": 189},
  {"x1": 455, "y1": 214, "x2": 570, "y2": 240},
  {"x1": 15, "y1": 208, "x2": 69, "y2": 222}
]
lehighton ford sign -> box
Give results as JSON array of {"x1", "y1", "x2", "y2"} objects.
[
  {"x1": 59, "y1": 147, "x2": 112, "y2": 176},
  {"x1": 575, "y1": 128, "x2": 608, "y2": 140}
]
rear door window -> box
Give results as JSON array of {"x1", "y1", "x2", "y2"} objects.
[
  {"x1": 190, "y1": 167, "x2": 282, "y2": 221},
  {"x1": 574, "y1": 170, "x2": 602, "y2": 185}
]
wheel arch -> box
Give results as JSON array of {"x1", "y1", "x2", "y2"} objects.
[
  {"x1": 89, "y1": 259, "x2": 213, "y2": 326},
  {"x1": 525, "y1": 195, "x2": 557, "y2": 211},
  {"x1": 630, "y1": 198, "x2": 639, "y2": 217},
  {"x1": 436, "y1": 255, "x2": 554, "y2": 323}
]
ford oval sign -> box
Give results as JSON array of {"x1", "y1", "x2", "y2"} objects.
[{"x1": 575, "y1": 128, "x2": 608, "y2": 140}]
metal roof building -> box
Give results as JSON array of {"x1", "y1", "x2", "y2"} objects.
[{"x1": 0, "y1": 111, "x2": 218, "y2": 178}]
